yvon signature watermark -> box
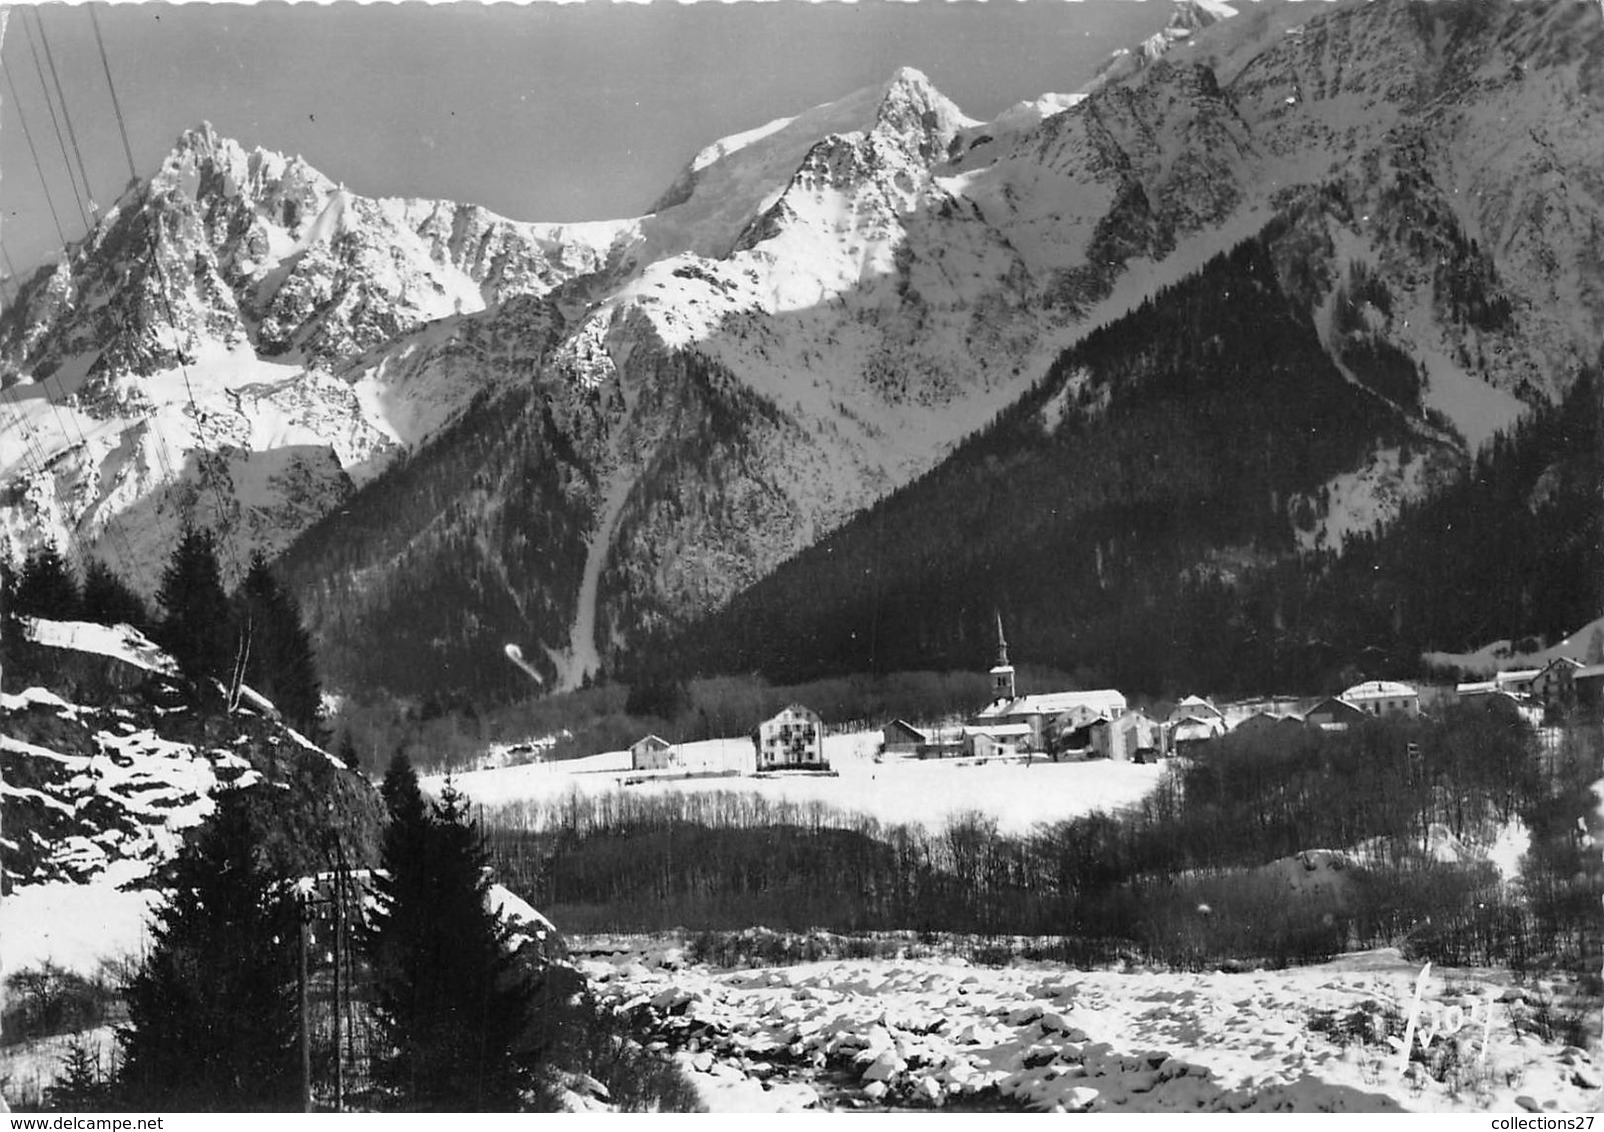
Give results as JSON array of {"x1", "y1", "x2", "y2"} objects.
[{"x1": 1388, "y1": 961, "x2": 1500, "y2": 1079}]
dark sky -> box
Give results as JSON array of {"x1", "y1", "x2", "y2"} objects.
[{"x1": 1, "y1": 1, "x2": 1171, "y2": 278}]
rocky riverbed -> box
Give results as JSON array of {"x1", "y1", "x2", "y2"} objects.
[{"x1": 577, "y1": 937, "x2": 1601, "y2": 1113}]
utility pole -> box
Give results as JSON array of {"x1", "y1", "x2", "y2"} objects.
[
  {"x1": 331, "y1": 843, "x2": 346, "y2": 1113},
  {"x1": 299, "y1": 888, "x2": 312, "y2": 1113}
]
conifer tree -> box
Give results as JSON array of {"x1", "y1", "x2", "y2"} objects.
[
  {"x1": 365, "y1": 757, "x2": 536, "y2": 1111},
  {"x1": 334, "y1": 730, "x2": 362, "y2": 773},
  {"x1": 44, "y1": 1038, "x2": 108, "y2": 1111},
  {"x1": 15, "y1": 543, "x2": 80, "y2": 620},
  {"x1": 117, "y1": 789, "x2": 301, "y2": 1111},
  {"x1": 81, "y1": 557, "x2": 149, "y2": 628},
  {"x1": 233, "y1": 552, "x2": 323, "y2": 735},
  {"x1": 156, "y1": 527, "x2": 232, "y2": 686}
]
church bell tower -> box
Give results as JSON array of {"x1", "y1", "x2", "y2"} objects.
[{"x1": 989, "y1": 611, "x2": 1016, "y2": 702}]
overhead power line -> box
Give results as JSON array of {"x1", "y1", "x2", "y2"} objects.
[
  {"x1": 88, "y1": 2, "x2": 138, "y2": 186},
  {"x1": 20, "y1": 13, "x2": 90, "y2": 234},
  {"x1": 2, "y1": 63, "x2": 71, "y2": 248},
  {"x1": 32, "y1": 8, "x2": 99, "y2": 222}
]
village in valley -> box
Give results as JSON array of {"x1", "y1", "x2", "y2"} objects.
[{"x1": 609, "y1": 616, "x2": 1604, "y2": 786}]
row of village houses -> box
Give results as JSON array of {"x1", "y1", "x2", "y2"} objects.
[
  {"x1": 627, "y1": 631, "x2": 1604, "y2": 773},
  {"x1": 888, "y1": 651, "x2": 1603, "y2": 765}
]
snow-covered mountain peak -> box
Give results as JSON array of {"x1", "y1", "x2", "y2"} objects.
[
  {"x1": 870, "y1": 65, "x2": 978, "y2": 162},
  {"x1": 150, "y1": 123, "x2": 332, "y2": 212},
  {"x1": 639, "y1": 67, "x2": 973, "y2": 264},
  {"x1": 1170, "y1": 0, "x2": 1239, "y2": 34}
]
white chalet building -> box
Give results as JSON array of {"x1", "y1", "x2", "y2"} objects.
[
  {"x1": 1340, "y1": 680, "x2": 1421, "y2": 717},
  {"x1": 752, "y1": 705, "x2": 828, "y2": 772}
]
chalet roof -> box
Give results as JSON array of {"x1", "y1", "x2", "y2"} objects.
[
  {"x1": 1176, "y1": 694, "x2": 1221, "y2": 712},
  {"x1": 1461, "y1": 686, "x2": 1536, "y2": 705},
  {"x1": 1308, "y1": 696, "x2": 1366, "y2": 719},
  {"x1": 1341, "y1": 680, "x2": 1419, "y2": 700},
  {"x1": 976, "y1": 689, "x2": 1125, "y2": 720},
  {"x1": 1231, "y1": 710, "x2": 1305, "y2": 730},
  {"x1": 884, "y1": 719, "x2": 928, "y2": 741},
  {"x1": 633, "y1": 734, "x2": 671, "y2": 749}
]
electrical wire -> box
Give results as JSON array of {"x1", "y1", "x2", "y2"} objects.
[
  {"x1": 32, "y1": 8, "x2": 99, "y2": 222},
  {"x1": 88, "y1": 2, "x2": 137, "y2": 186},
  {"x1": 20, "y1": 13, "x2": 90, "y2": 234},
  {"x1": 2, "y1": 63, "x2": 70, "y2": 248}
]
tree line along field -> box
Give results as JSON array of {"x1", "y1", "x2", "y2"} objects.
[{"x1": 482, "y1": 705, "x2": 1603, "y2": 995}]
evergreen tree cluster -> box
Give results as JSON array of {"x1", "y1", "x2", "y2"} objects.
[
  {"x1": 101, "y1": 762, "x2": 566, "y2": 1112},
  {"x1": 4, "y1": 529, "x2": 325, "y2": 735},
  {"x1": 364, "y1": 756, "x2": 538, "y2": 1110},
  {"x1": 150, "y1": 530, "x2": 323, "y2": 732},
  {"x1": 4, "y1": 543, "x2": 150, "y2": 627}
]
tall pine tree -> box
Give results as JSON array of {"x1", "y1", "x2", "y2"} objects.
[
  {"x1": 156, "y1": 527, "x2": 232, "y2": 687},
  {"x1": 234, "y1": 552, "x2": 323, "y2": 736},
  {"x1": 117, "y1": 788, "x2": 301, "y2": 1111},
  {"x1": 364, "y1": 756, "x2": 536, "y2": 1111}
]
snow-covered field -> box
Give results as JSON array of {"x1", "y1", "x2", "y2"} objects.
[
  {"x1": 3, "y1": 883, "x2": 160, "y2": 978},
  {"x1": 582, "y1": 939, "x2": 1603, "y2": 1113},
  {"x1": 426, "y1": 731, "x2": 1167, "y2": 834}
]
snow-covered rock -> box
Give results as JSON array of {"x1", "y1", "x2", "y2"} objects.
[{"x1": 586, "y1": 945, "x2": 1602, "y2": 1113}]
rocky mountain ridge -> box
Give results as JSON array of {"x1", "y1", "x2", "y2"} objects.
[{"x1": 2, "y1": 0, "x2": 1600, "y2": 700}]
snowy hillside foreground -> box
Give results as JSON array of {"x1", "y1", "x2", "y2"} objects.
[
  {"x1": 425, "y1": 731, "x2": 1166, "y2": 835},
  {"x1": 581, "y1": 943, "x2": 1603, "y2": 1113},
  {"x1": 0, "y1": 619, "x2": 278, "y2": 887},
  {"x1": 0, "y1": 617, "x2": 365, "y2": 888}
]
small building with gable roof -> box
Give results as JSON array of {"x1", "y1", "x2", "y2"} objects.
[
  {"x1": 1092, "y1": 708, "x2": 1165, "y2": 762},
  {"x1": 1531, "y1": 657, "x2": 1584, "y2": 713},
  {"x1": 881, "y1": 719, "x2": 927, "y2": 757},
  {"x1": 630, "y1": 734, "x2": 676, "y2": 771},
  {"x1": 964, "y1": 722, "x2": 1033, "y2": 760},
  {"x1": 1305, "y1": 696, "x2": 1367, "y2": 730}
]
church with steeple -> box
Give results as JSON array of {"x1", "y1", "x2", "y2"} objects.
[{"x1": 971, "y1": 612, "x2": 1126, "y2": 756}]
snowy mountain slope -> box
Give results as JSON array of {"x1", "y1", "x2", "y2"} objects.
[
  {"x1": 0, "y1": 617, "x2": 384, "y2": 889},
  {"x1": 4, "y1": 0, "x2": 1601, "y2": 699}
]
